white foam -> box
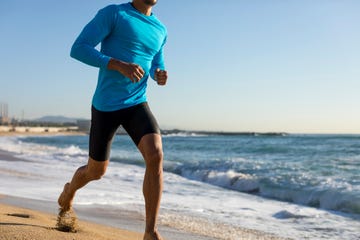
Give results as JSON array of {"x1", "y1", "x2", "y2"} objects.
[
  {"x1": 180, "y1": 168, "x2": 260, "y2": 193},
  {"x1": 163, "y1": 132, "x2": 207, "y2": 137},
  {"x1": 0, "y1": 136, "x2": 87, "y2": 163}
]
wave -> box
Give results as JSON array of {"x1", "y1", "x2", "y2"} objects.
[
  {"x1": 267, "y1": 187, "x2": 360, "y2": 216},
  {"x1": 162, "y1": 132, "x2": 207, "y2": 137},
  {"x1": 181, "y1": 169, "x2": 260, "y2": 193},
  {"x1": 0, "y1": 136, "x2": 87, "y2": 163},
  {"x1": 111, "y1": 156, "x2": 145, "y2": 167},
  {"x1": 2, "y1": 135, "x2": 359, "y2": 216},
  {"x1": 165, "y1": 165, "x2": 360, "y2": 216},
  {"x1": 161, "y1": 130, "x2": 208, "y2": 137}
]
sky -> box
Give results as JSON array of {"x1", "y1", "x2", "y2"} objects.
[{"x1": 0, "y1": 0, "x2": 359, "y2": 133}]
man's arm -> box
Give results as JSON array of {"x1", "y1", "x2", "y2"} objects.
[
  {"x1": 71, "y1": 5, "x2": 148, "y2": 83},
  {"x1": 70, "y1": 5, "x2": 116, "y2": 69},
  {"x1": 150, "y1": 38, "x2": 167, "y2": 85}
]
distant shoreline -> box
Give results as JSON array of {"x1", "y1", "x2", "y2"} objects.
[
  {"x1": 3, "y1": 126, "x2": 360, "y2": 137},
  {"x1": 160, "y1": 129, "x2": 288, "y2": 136},
  {"x1": 0, "y1": 124, "x2": 287, "y2": 137}
]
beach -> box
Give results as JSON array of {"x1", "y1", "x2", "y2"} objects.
[
  {"x1": 0, "y1": 133, "x2": 291, "y2": 240},
  {"x1": 0, "y1": 131, "x2": 86, "y2": 137},
  {"x1": 0, "y1": 200, "x2": 141, "y2": 240},
  {"x1": 0, "y1": 197, "x2": 286, "y2": 240}
]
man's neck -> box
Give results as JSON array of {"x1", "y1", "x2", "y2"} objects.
[{"x1": 131, "y1": 1, "x2": 152, "y2": 16}]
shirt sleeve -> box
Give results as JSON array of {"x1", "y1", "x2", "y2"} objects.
[
  {"x1": 150, "y1": 36, "x2": 167, "y2": 80},
  {"x1": 70, "y1": 5, "x2": 117, "y2": 69}
]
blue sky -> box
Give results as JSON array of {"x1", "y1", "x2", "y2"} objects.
[{"x1": 1, "y1": 0, "x2": 359, "y2": 133}]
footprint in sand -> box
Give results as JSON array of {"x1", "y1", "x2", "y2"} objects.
[{"x1": 7, "y1": 213, "x2": 31, "y2": 218}]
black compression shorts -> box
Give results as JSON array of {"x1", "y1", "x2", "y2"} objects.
[{"x1": 89, "y1": 102, "x2": 160, "y2": 161}]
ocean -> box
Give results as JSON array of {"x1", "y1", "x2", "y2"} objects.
[{"x1": 0, "y1": 133, "x2": 359, "y2": 239}]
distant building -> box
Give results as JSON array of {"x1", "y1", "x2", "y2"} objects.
[
  {"x1": 0, "y1": 102, "x2": 8, "y2": 118},
  {"x1": 0, "y1": 102, "x2": 10, "y2": 125}
]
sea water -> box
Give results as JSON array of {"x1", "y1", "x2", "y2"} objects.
[{"x1": 0, "y1": 133, "x2": 359, "y2": 239}]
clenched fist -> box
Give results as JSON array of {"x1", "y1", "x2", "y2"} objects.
[
  {"x1": 154, "y1": 68, "x2": 168, "y2": 86},
  {"x1": 108, "y1": 58, "x2": 145, "y2": 83}
]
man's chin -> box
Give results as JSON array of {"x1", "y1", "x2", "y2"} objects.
[{"x1": 143, "y1": 0, "x2": 157, "y2": 6}]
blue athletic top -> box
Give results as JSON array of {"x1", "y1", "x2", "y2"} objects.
[{"x1": 70, "y1": 3, "x2": 167, "y2": 111}]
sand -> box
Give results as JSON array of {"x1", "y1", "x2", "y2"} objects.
[
  {"x1": 0, "y1": 195, "x2": 290, "y2": 240},
  {"x1": 0, "y1": 202, "x2": 142, "y2": 240}
]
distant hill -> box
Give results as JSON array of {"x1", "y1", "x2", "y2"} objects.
[{"x1": 33, "y1": 116, "x2": 79, "y2": 124}]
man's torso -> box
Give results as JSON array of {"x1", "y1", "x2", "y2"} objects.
[{"x1": 93, "y1": 3, "x2": 167, "y2": 111}]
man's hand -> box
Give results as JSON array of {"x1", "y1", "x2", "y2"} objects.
[
  {"x1": 108, "y1": 58, "x2": 144, "y2": 83},
  {"x1": 155, "y1": 68, "x2": 168, "y2": 86}
]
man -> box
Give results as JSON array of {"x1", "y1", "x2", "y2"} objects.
[{"x1": 58, "y1": 1, "x2": 167, "y2": 239}]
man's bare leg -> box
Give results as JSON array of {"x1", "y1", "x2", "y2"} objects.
[
  {"x1": 58, "y1": 157, "x2": 109, "y2": 211},
  {"x1": 138, "y1": 134, "x2": 164, "y2": 240}
]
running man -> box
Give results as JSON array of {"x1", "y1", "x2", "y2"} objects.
[{"x1": 58, "y1": 1, "x2": 167, "y2": 239}]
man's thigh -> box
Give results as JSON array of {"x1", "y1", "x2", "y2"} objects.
[
  {"x1": 89, "y1": 106, "x2": 121, "y2": 161},
  {"x1": 122, "y1": 102, "x2": 161, "y2": 146}
]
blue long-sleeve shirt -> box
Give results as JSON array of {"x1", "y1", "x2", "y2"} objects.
[{"x1": 70, "y1": 3, "x2": 167, "y2": 111}]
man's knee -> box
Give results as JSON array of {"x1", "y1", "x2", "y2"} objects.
[
  {"x1": 148, "y1": 147, "x2": 163, "y2": 162},
  {"x1": 138, "y1": 134, "x2": 163, "y2": 168},
  {"x1": 89, "y1": 167, "x2": 106, "y2": 180},
  {"x1": 87, "y1": 158, "x2": 108, "y2": 180},
  {"x1": 144, "y1": 147, "x2": 163, "y2": 171}
]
